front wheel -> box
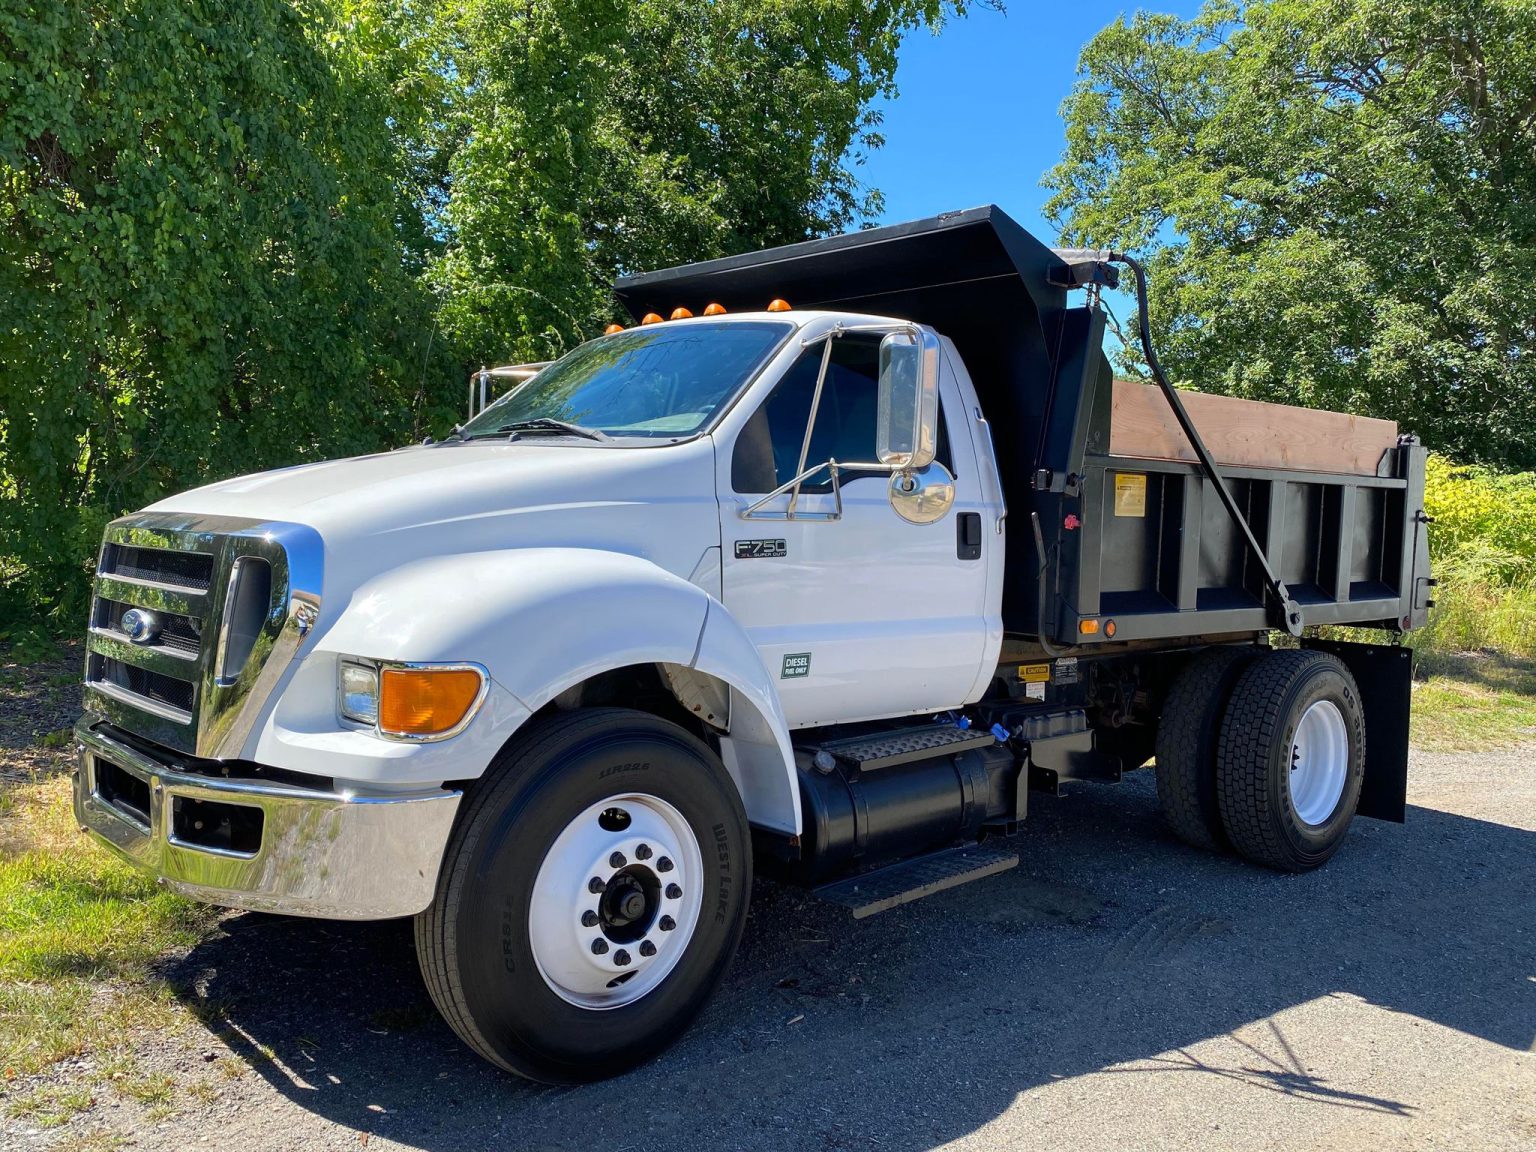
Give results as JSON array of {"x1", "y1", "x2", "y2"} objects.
[{"x1": 415, "y1": 708, "x2": 752, "y2": 1083}]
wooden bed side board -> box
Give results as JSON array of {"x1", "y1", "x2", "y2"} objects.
[{"x1": 1108, "y1": 379, "x2": 1400, "y2": 476}]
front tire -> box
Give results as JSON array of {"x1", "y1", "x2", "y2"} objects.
[
  {"x1": 415, "y1": 708, "x2": 751, "y2": 1083},
  {"x1": 1215, "y1": 650, "x2": 1366, "y2": 872}
]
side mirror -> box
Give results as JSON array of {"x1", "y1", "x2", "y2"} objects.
[{"x1": 876, "y1": 329, "x2": 941, "y2": 471}]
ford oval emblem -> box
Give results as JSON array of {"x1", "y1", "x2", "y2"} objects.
[{"x1": 120, "y1": 607, "x2": 162, "y2": 645}]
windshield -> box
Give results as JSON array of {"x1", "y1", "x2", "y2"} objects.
[{"x1": 460, "y1": 320, "x2": 794, "y2": 441}]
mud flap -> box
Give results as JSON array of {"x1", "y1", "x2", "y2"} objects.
[{"x1": 1303, "y1": 637, "x2": 1412, "y2": 823}]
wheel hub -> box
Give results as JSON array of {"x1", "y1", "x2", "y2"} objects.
[
  {"x1": 1288, "y1": 699, "x2": 1349, "y2": 827},
  {"x1": 528, "y1": 793, "x2": 704, "y2": 1009}
]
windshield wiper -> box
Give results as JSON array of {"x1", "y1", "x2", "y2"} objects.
[{"x1": 481, "y1": 418, "x2": 610, "y2": 443}]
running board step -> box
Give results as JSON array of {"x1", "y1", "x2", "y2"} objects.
[
  {"x1": 814, "y1": 843, "x2": 1019, "y2": 919},
  {"x1": 807, "y1": 724, "x2": 997, "y2": 772}
]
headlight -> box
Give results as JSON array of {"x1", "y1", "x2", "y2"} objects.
[
  {"x1": 337, "y1": 659, "x2": 488, "y2": 741},
  {"x1": 338, "y1": 661, "x2": 380, "y2": 725}
]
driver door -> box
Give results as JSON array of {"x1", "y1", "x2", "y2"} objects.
[{"x1": 717, "y1": 327, "x2": 992, "y2": 729}]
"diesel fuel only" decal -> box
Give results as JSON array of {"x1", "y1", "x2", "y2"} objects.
[{"x1": 781, "y1": 652, "x2": 812, "y2": 678}]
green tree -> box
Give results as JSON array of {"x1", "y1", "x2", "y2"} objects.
[
  {"x1": 426, "y1": 0, "x2": 987, "y2": 365},
  {"x1": 0, "y1": 0, "x2": 451, "y2": 621},
  {"x1": 1044, "y1": 0, "x2": 1536, "y2": 470}
]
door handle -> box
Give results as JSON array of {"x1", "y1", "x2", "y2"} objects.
[{"x1": 957, "y1": 512, "x2": 983, "y2": 560}]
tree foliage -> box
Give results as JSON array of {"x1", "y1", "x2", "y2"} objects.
[
  {"x1": 1, "y1": 0, "x2": 976, "y2": 620},
  {"x1": 1, "y1": 0, "x2": 447, "y2": 616},
  {"x1": 1045, "y1": 0, "x2": 1536, "y2": 471},
  {"x1": 426, "y1": 0, "x2": 980, "y2": 364}
]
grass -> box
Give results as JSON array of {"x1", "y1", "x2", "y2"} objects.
[
  {"x1": 0, "y1": 774, "x2": 217, "y2": 1121},
  {"x1": 1410, "y1": 650, "x2": 1536, "y2": 751}
]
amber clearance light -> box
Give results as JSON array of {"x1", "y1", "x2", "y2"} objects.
[{"x1": 379, "y1": 665, "x2": 487, "y2": 739}]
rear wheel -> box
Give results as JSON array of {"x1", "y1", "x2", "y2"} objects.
[
  {"x1": 1154, "y1": 646, "x2": 1258, "y2": 852},
  {"x1": 1215, "y1": 650, "x2": 1366, "y2": 872},
  {"x1": 415, "y1": 708, "x2": 751, "y2": 1082}
]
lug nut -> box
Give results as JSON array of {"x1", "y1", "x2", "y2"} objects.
[
  {"x1": 635, "y1": 843, "x2": 652, "y2": 860},
  {"x1": 656, "y1": 856, "x2": 674, "y2": 873},
  {"x1": 609, "y1": 851, "x2": 626, "y2": 869},
  {"x1": 613, "y1": 949, "x2": 631, "y2": 967},
  {"x1": 659, "y1": 915, "x2": 676, "y2": 932},
  {"x1": 581, "y1": 910, "x2": 599, "y2": 927},
  {"x1": 591, "y1": 939, "x2": 609, "y2": 955},
  {"x1": 588, "y1": 876, "x2": 606, "y2": 894},
  {"x1": 639, "y1": 940, "x2": 657, "y2": 957},
  {"x1": 665, "y1": 883, "x2": 682, "y2": 900}
]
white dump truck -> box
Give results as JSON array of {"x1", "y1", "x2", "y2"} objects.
[{"x1": 74, "y1": 207, "x2": 1432, "y2": 1082}]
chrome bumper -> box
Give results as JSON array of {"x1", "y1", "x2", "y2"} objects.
[{"x1": 73, "y1": 722, "x2": 462, "y2": 920}]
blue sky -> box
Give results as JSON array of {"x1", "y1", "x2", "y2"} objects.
[{"x1": 864, "y1": 3, "x2": 1205, "y2": 240}]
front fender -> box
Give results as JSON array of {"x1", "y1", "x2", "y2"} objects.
[
  {"x1": 319, "y1": 547, "x2": 710, "y2": 702},
  {"x1": 254, "y1": 550, "x2": 801, "y2": 835}
]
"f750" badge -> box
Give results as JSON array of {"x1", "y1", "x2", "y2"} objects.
[{"x1": 735, "y1": 538, "x2": 787, "y2": 559}]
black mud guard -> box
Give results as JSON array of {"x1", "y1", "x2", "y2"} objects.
[{"x1": 1302, "y1": 637, "x2": 1412, "y2": 823}]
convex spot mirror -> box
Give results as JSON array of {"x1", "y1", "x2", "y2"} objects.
[{"x1": 876, "y1": 328, "x2": 941, "y2": 471}]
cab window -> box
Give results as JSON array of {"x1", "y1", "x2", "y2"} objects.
[{"x1": 732, "y1": 335, "x2": 953, "y2": 494}]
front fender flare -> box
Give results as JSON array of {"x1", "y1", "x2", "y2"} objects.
[{"x1": 298, "y1": 548, "x2": 800, "y2": 833}]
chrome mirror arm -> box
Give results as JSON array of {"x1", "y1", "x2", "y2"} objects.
[{"x1": 788, "y1": 338, "x2": 835, "y2": 518}]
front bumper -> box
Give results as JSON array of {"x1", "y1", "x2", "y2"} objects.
[{"x1": 73, "y1": 721, "x2": 462, "y2": 919}]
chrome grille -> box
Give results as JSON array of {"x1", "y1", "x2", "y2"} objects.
[
  {"x1": 89, "y1": 654, "x2": 196, "y2": 716},
  {"x1": 93, "y1": 595, "x2": 204, "y2": 654},
  {"x1": 100, "y1": 542, "x2": 215, "y2": 591},
  {"x1": 83, "y1": 514, "x2": 322, "y2": 758}
]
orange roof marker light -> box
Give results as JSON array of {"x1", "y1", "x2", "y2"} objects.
[
  {"x1": 603, "y1": 323, "x2": 625, "y2": 335},
  {"x1": 703, "y1": 302, "x2": 728, "y2": 316},
  {"x1": 669, "y1": 306, "x2": 694, "y2": 320},
  {"x1": 640, "y1": 312, "x2": 664, "y2": 325},
  {"x1": 766, "y1": 298, "x2": 792, "y2": 312}
]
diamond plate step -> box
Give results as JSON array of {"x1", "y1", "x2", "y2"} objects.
[
  {"x1": 814, "y1": 842, "x2": 1019, "y2": 919},
  {"x1": 807, "y1": 724, "x2": 997, "y2": 772}
]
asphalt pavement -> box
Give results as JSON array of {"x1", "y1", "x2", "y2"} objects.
[{"x1": 25, "y1": 743, "x2": 1536, "y2": 1150}]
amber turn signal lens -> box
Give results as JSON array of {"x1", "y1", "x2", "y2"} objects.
[
  {"x1": 379, "y1": 667, "x2": 484, "y2": 737},
  {"x1": 703, "y1": 302, "x2": 727, "y2": 315},
  {"x1": 641, "y1": 312, "x2": 664, "y2": 325},
  {"x1": 604, "y1": 323, "x2": 625, "y2": 335},
  {"x1": 669, "y1": 306, "x2": 694, "y2": 320},
  {"x1": 766, "y1": 298, "x2": 792, "y2": 312},
  {"x1": 1079, "y1": 619, "x2": 1100, "y2": 635}
]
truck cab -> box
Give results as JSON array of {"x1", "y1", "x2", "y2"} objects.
[{"x1": 73, "y1": 206, "x2": 1430, "y2": 1084}]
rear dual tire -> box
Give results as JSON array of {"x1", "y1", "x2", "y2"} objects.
[
  {"x1": 1216, "y1": 650, "x2": 1366, "y2": 872},
  {"x1": 1157, "y1": 647, "x2": 1366, "y2": 872}
]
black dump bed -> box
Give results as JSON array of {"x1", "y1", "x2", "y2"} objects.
[{"x1": 615, "y1": 206, "x2": 1432, "y2": 647}]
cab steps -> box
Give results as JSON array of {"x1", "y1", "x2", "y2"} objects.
[{"x1": 814, "y1": 842, "x2": 1018, "y2": 919}]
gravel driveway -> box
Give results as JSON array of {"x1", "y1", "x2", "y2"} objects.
[{"x1": 6, "y1": 654, "x2": 1534, "y2": 1151}]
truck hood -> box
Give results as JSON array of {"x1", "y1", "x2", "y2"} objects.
[{"x1": 148, "y1": 439, "x2": 722, "y2": 592}]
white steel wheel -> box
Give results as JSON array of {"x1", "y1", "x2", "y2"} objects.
[
  {"x1": 528, "y1": 793, "x2": 705, "y2": 1010},
  {"x1": 1287, "y1": 699, "x2": 1350, "y2": 826}
]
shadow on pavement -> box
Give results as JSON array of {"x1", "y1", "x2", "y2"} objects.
[{"x1": 163, "y1": 771, "x2": 1536, "y2": 1150}]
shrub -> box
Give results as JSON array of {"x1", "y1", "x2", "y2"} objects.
[{"x1": 1416, "y1": 455, "x2": 1536, "y2": 659}]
